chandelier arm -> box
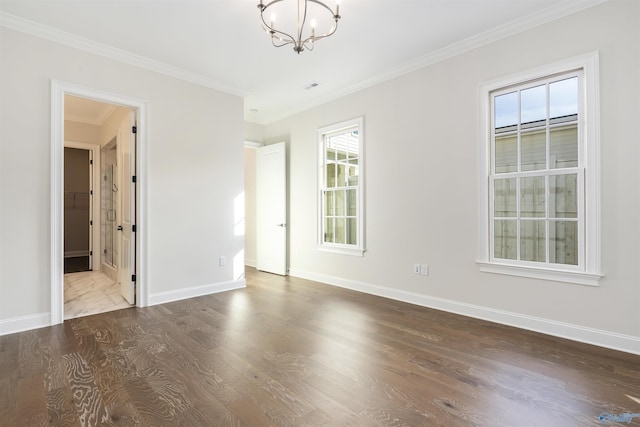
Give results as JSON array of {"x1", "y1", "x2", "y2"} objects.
[
  {"x1": 302, "y1": 18, "x2": 338, "y2": 46},
  {"x1": 302, "y1": 39, "x2": 315, "y2": 52},
  {"x1": 305, "y1": 21, "x2": 338, "y2": 41},
  {"x1": 267, "y1": 25, "x2": 298, "y2": 46},
  {"x1": 259, "y1": 12, "x2": 297, "y2": 47},
  {"x1": 301, "y1": 0, "x2": 339, "y2": 46},
  {"x1": 307, "y1": 0, "x2": 340, "y2": 19},
  {"x1": 297, "y1": 0, "x2": 308, "y2": 48},
  {"x1": 271, "y1": 35, "x2": 294, "y2": 48},
  {"x1": 259, "y1": 0, "x2": 285, "y2": 11}
]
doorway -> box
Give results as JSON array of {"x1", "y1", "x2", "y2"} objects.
[
  {"x1": 243, "y1": 141, "x2": 288, "y2": 275},
  {"x1": 256, "y1": 142, "x2": 288, "y2": 275},
  {"x1": 64, "y1": 147, "x2": 92, "y2": 274},
  {"x1": 51, "y1": 81, "x2": 148, "y2": 325},
  {"x1": 63, "y1": 97, "x2": 136, "y2": 319}
]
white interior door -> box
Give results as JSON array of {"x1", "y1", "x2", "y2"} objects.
[
  {"x1": 117, "y1": 112, "x2": 136, "y2": 303},
  {"x1": 256, "y1": 142, "x2": 287, "y2": 275}
]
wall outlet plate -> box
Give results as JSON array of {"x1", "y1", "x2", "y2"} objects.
[{"x1": 420, "y1": 264, "x2": 429, "y2": 276}]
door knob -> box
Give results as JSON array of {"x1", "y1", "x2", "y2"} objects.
[
  {"x1": 117, "y1": 225, "x2": 123, "y2": 231},
  {"x1": 277, "y1": 223, "x2": 287, "y2": 227}
]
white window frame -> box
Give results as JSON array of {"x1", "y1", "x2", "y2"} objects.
[
  {"x1": 318, "y1": 117, "x2": 365, "y2": 256},
  {"x1": 477, "y1": 52, "x2": 602, "y2": 286}
]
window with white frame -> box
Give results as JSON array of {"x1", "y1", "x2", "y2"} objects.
[
  {"x1": 478, "y1": 53, "x2": 602, "y2": 285},
  {"x1": 318, "y1": 117, "x2": 364, "y2": 256}
]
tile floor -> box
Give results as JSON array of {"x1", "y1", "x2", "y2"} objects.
[{"x1": 64, "y1": 270, "x2": 132, "y2": 319}]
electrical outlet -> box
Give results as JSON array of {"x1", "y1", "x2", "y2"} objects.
[
  {"x1": 413, "y1": 264, "x2": 421, "y2": 274},
  {"x1": 219, "y1": 256, "x2": 226, "y2": 266},
  {"x1": 420, "y1": 264, "x2": 429, "y2": 276}
]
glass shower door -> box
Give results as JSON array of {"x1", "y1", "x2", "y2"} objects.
[{"x1": 103, "y1": 164, "x2": 117, "y2": 267}]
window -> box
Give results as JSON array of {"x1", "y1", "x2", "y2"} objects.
[
  {"x1": 477, "y1": 53, "x2": 602, "y2": 285},
  {"x1": 318, "y1": 117, "x2": 364, "y2": 256}
]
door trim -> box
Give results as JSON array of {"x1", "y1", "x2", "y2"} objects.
[{"x1": 51, "y1": 80, "x2": 149, "y2": 325}]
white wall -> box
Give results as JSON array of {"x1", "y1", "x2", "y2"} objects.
[
  {"x1": 244, "y1": 147, "x2": 258, "y2": 266},
  {"x1": 65, "y1": 120, "x2": 101, "y2": 144},
  {"x1": 242, "y1": 121, "x2": 264, "y2": 267},
  {"x1": 99, "y1": 107, "x2": 131, "y2": 147},
  {"x1": 261, "y1": 1, "x2": 640, "y2": 352},
  {"x1": 244, "y1": 121, "x2": 265, "y2": 144},
  {"x1": 0, "y1": 28, "x2": 245, "y2": 331}
]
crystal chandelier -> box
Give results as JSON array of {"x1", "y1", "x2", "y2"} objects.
[{"x1": 257, "y1": 0, "x2": 341, "y2": 54}]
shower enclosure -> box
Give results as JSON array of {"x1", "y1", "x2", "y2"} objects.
[{"x1": 101, "y1": 143, "x2": 118, "y2": 278}]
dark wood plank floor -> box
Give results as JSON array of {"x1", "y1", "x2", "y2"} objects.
[{"x1": 1, "y1": 268, "x2": 639, "y2": 426}]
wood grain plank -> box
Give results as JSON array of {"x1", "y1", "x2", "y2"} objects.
[
  {"x1": 44, "y1": 387, "x2": 81, "y2": 427},
  {"x1": 0, "y1": 333, "x2": 19, "y2": 425},
  {"x1": 41, "y1": 342, "x2": 80, "y2": 426},
  {"x1": 14, "y1": 374, "x2": 49, "y2": 426},
  {"x1": 63, "y1": 352, "x2": 109, "y2": 426}
]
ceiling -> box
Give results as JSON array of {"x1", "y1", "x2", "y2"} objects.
[
  {"x1": 0, "y1": 0, "x2": 603, "y2": 125},
  {"x1": 65, "y1": 96, "x2": 119, "y2": 126}
]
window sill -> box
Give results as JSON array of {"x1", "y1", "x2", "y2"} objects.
[
  {"x1": 318, "y1": 245, "x2": 365, "y2": 257},
  {"x1": 476, "y1": 261, "x2": 602, "y2": 286}
]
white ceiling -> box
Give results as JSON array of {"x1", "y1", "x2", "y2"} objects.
[
  {"x1": 65, "y1": 96, "x2": 118, "y2": 126},
  {"x1": 0, "y1": 0, "x2": 604, "y2": 125}
]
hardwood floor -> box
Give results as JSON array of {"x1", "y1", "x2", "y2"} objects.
[{"x1": 1, "y1": 267, "x2": 639, "y2": 426}]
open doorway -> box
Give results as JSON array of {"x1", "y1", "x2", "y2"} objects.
[
  {"x1": 64, "y1": 146, "x2": 92, "y2": 274},
  {"x1": 51, "y1": 80, "x2": 148, "y2": 326},
  {"x1": 63, "y1": 95, "x2": 136, "y2": 319}
]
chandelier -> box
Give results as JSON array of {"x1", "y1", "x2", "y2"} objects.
[{"x1": 257, "y1": 0, "x2": 341, "y2": 54}]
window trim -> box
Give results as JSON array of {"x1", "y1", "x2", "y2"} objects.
[
  {"x1": 477, "y1": 52, "x2": 602, "y2": 286},
  {"x1": 317, "y1": 117, "x2": 365, "y2": 256}
]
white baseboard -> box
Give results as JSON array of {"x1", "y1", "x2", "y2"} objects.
[
  {"x1": 245, "y1": 258, "x2": 256, "y2": 268},
  {"x1": 148, "y1": 279, "x2": 246, "y2": 306},
  {"x1": 64, "y1": 250, "x2": 90, "y2": 258},
  {"x1": 101, "y1": 262, "x2": 117, "y2": 281},
  {"x1": 0, "y1": 312, "x2": 51, "y2": 336},
  {"x1": 0, "y1": 280, "x2": 246, "y2": 336},
  {"x1": 288, "y1": 268, "x2": 640, "y2": 356},
  {"x1": 4, "y1": 272, "x2": 638, "y2": 356}
]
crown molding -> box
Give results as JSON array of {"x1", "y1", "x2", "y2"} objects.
[
  {"x1": 1, "y1": 0, "x2": 607, "y2": 126},
  {"x1": 65, "y1": 104, "x2": 117, "y2": 126},
  {"x1": 0, "y1": 12, "x2": 247, "y2": 98},
  {"x1": 253, "y1": 0, "x2": 608, "y2": 125}
]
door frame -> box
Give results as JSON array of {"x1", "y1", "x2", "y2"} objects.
[
  {"x1": 51, "y1": 80, "x2": 149, "y2": 325},
  {"x1": 64, "y1": 141, "x2": 101, "y2": 273}
]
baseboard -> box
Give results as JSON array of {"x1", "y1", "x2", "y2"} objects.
[
  {"x1": 148, "y1": 279, "x2": 246, "y2": 306},
  {"x1": 0, "y1": 280, "x2": 246, "y2": 336},
  {"x1": 0, "y1": 312, "x2": 51, "y2": 336},
  {"x1": 64, "y1": 250, "x2": 90, "y2": 258},
  {"x1": 101, "y1": 262, "x2": 117, "y2": 281},
  {"x1": 245, "y1": 258, "x2": 256, "y2": 268},
  {"x1": 288, "y1": 268, "x2": 640, "y2": 356}
]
